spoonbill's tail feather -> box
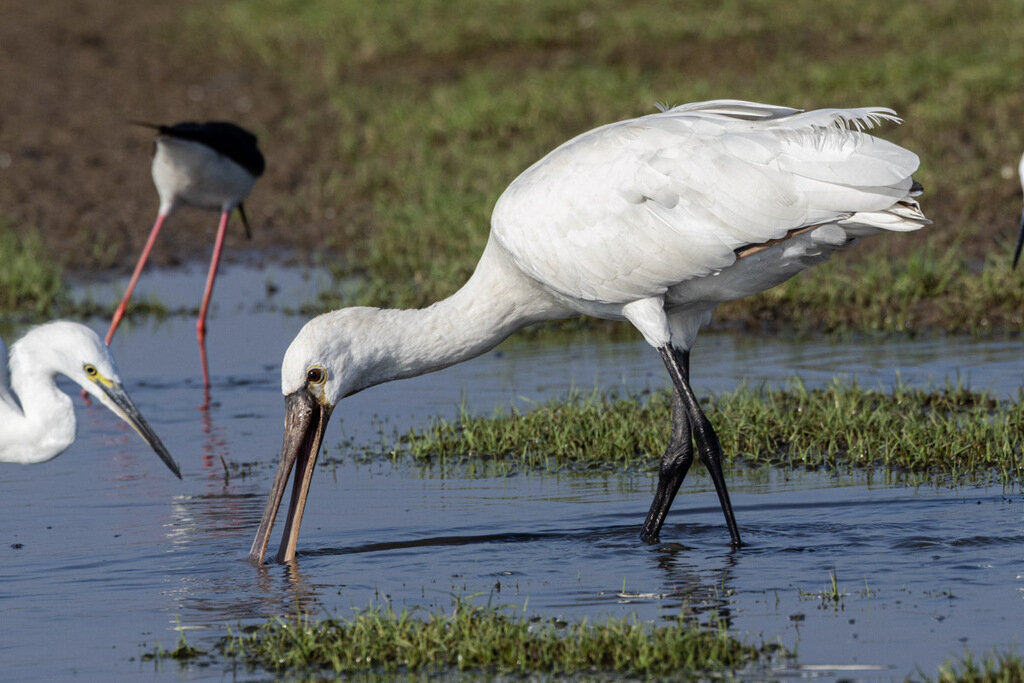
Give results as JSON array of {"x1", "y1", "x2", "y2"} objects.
[{"x1": 662, "y1": 100, "x2": 803, "y2": 120}]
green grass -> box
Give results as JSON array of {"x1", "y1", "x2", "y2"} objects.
[
  {"x1": 0, "y1": 218, "x2": 172, "y2": 323},
  {"x1": 176, "y1": 0, "x2": 1024, "y2": 332},
  {"x1": 10, "y1": 1, "x2": 1024, "y2": 333},
  {"x1": 0, "y1": 218, "x2": 65, "y2": 318},
  {"x1": 930, "y1": 650, "x2": 1024, "y2": 683},
  {"x1": 359, "y1": 380, "x2": 1024, "y2": 484},
  {"x1": 144, "y1": 602, "x2": 1024, "y2": 680},
  {"x1": 717, "y1": 247, "x2": 1024, "y2": 335},
  {"x1": 140, "y1": 626, "x2": 206, "y2": 664},
  {"x1": 216, "y1": 600, "x2": 783, "y2": 676},
  {"x1": 798, "y1": 570, "x2": 847, "y2": 610}
]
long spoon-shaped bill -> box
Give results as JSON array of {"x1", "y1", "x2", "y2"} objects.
[
  {"x1": 99, "y1": 382, "x2": 182, "y2": 478},
  {"x1": 1013, "y1": 208, "x2": 1024, "y2": 270},
  {"x1": 249, "y1": 389, "x2": 333, "y2": 565}
]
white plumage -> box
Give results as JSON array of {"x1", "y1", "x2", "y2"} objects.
[
  {"x1": 151, "y1": 136, "x2": 258, "y2": 216},
  {"x1": 492, "y1": 101, "x2": 923, "y2": 339},
  {"x1": 0, "y1": 321, "x2": 181, "y2": 477},
  {"x1": 250, "y1": 99, "x2": 928, "y2": 564}
]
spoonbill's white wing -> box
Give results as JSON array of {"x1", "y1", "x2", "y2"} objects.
[{"x1": 492, "y1": 99, "x2": 922, "y2": 305}]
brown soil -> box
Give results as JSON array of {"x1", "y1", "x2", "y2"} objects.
[{"x1": 0, "y1": 0, "x2": 335, "y2": 273}]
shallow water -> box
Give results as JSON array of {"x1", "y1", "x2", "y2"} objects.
[{"x1": 3, "y1": 264, "x2": 1023, "y2": 681}]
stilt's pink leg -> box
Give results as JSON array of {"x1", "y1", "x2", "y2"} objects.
[
  {"x1": 198, "y1": 345, "x2": 212, "y2": 409},
  {"x1": 106, "y1": 213, "x2": 168, "y2": 345},
  {"x1": 85, "y1": 213, "x2": 169, "y2": 402},
  {"x1": 196, "y1": 210, "x2": 231, "y2": 389}
]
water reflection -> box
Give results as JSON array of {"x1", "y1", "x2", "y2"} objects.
[
  {"x1": 198, "y1": 402, "x2": 228, "y2": 477},
  {"x1": 164, "y1": 492, "x2": 325, "y2": 621},
  {"x1": 644, "y1": 544, "x2": 740, "y2": 626}
]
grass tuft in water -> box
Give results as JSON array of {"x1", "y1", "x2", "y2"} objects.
[
  {"x1": 218, "y1": 599, "x2": 785, "y2": 676},
  {"x1": 141, "y1": 627, "x2": 207, "y2": 664},
  {"x1": 363, "y1": 380, "x2": 1024, "y2": 484},
  {"x1": 798, "y1": 570, "x2": 847, "y2": 610},
  {"x1": 928, "y1": 649, "x2": 1024, "y2": 682}
]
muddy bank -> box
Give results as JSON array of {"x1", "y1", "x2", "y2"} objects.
[{"x1": 0, "y1": 0, "x2": 337, "y2": 272}]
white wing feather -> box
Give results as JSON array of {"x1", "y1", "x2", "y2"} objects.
[{"x1": 492, "y1": 99, "x2": 921, "y2": 304}]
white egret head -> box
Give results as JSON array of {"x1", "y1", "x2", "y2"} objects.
[{"x1": 6, "y1": 321, "x2": 180, "y2": 477}]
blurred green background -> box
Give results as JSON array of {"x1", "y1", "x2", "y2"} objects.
[{"x1": 3, "y1": 0, "x2": 1024, "y2": 330}]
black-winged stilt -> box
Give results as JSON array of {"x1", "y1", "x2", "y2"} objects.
[{"x1": 105, "y1": 121, "x2": 265, "y2": 390}]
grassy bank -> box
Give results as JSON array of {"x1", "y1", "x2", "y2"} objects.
[
  {"x1": 360, "y1": 381, "x2": 1024, "y2": 485},
  {"x1": 0, "y1": 219, "x2": 65, "y2": 318},
  {"x1": 0, "y1": 219, "x2": 172, "y2": 322},
  {"x1": 168, "y1": 0, "x2": 1024, "y2": 333},
  {"x1": 715, "y1": 248, "x2": 1024, "y2": 335},
  {"x1": 8, "y1": 2, "x2": 1024, "y2": 334}
]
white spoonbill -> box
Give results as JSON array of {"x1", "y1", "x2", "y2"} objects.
[
  {"x1": 105, "y1": 121, "x2": 265, "y2": 388},
  {"x1": 250, "y1": 99, "x2": 928, "y2": 564},
  {"x1": 1, "y1": 321, "x2": 181, "y2": 477}
]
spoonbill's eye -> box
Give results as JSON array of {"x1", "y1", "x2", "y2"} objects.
[
  {"x1": 306, "y1": 366, "x2": 326, "y2": 385},
  {"x1": 84, "y1": 364, "x2": 98, "y2": 377}
]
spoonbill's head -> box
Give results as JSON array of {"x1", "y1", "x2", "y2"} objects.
[
  {"x1": 10, "y1": 322, "x2": 181, "y2": 478},
  {"x1": 250, "y1": 309, "x2": 387, "y2": 564}
]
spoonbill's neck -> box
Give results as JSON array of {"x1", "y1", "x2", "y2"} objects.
[{"x1": 353, "y1": 239, "x2": 571, "y2": 389}]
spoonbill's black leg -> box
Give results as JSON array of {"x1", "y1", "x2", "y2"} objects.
[
  {"x1": 655, "y1": 346, "x2": 742, "y2": 548},
  {"x1": 641, "y1": 349, "x2": 693, "y2": 544}
]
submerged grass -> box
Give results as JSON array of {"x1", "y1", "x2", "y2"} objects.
[
  {"x1": 797, "y1": 570, "x2": 848, "y2": 610},
  {"x1": 218, "y1": 600, "x2": 783, "y2": 676},
  {"x1": 362, "y1": 380, "x2": 1024, "y2": 484}
]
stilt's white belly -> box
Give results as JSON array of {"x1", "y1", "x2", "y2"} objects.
[{"x1": 152, "y1": 137, "x2": 255, "y2": 212}]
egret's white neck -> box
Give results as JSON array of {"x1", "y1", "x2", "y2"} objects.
[
  {"x1": 353, "y1": 239, "x2": 571, "y2": 390},
  {"x1": 0, "y1": 360, "x2": 75, "y2": 464}
]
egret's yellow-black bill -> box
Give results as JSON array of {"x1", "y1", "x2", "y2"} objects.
[{"x1": 98, "y1": 381, "x2": 181, "y2": 479}]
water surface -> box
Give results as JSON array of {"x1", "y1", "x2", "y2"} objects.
[{"x1": 2, "y1": 264, "x2": 1022, "y2": 680}]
